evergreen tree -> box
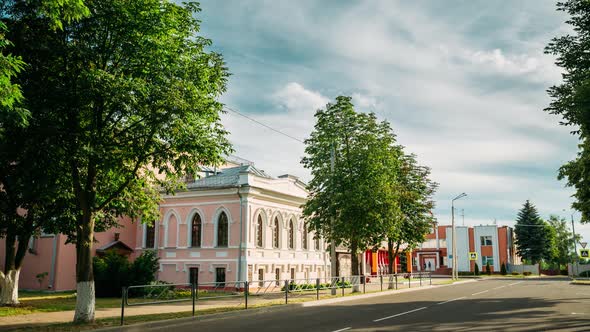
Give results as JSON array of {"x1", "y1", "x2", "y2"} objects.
[
  {"x1": 514, "y1": 201, "x2": 552, "y2": 264},
  {"x1": 474, "y1": 263, "x2": 479, "y2": 276},
  {"x1": 501, "y1": 262, "x2": 507, "y2": 275}
]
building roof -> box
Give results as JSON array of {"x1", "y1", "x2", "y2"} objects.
[
  {"x1": 187, "y1": 164, "x2": 272, "y2": 189},
  {"x1": 95, "y1": 240, "x2": 134, "y2": 254}
]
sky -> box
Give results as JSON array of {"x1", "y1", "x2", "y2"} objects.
[{"x1": 196, "y1": 0, "x2": 590, "y2": 244}]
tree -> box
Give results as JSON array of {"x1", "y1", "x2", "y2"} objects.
[
  {"x1": 474, "y1": 263, "x2": 480, "y2": 276},
  {"x1": 302, "y1": 96, "x2": 398, "y2": 283},
  {"x1": 383, "y1": 152, "x2": 437, "y2": 279},
  {"x1": 5, "y1": 0, "x2": 231, "y2": 322},
  {"x1": 500, "y1": 262, "x2": 507, "y2": 275},
  {"x1": 514, "y1": 201, "x2": 552, "y2": 264},
  {"x1": 545, "y1": 0, "x2": 590, "y2": 223},
  {"x1": 546, "y1": 215, "x2": 579, "y2": 270},
  {"x1": 485, "y1": 262, "x2": 491, "y2": 275}
]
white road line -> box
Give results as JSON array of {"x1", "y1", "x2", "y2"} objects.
[
  {"x1": 437, "y1": 296, "x2": 467, "y2": 305},
  {"x1": 508, "y1": 281, "x2": 524, "y2": 286},
  {"x1": 493, "y1": 286, "x2": 506, "y2": 290},
  {"x1": 471, "y1": 290, "x2": 489, "y2": 296},
  {"x1": 373, "y1": 307, "x2": 428, "y2": 322},
  {"x1": 332, "y1": 327, "x2": 352, "y2": 332}
]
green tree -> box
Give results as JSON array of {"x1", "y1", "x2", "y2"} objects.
[
  {"x1": 545, "y1": 0, "x2": 590, "y2": 223},
  {"x1": 302, "y1": 96, "x2": 398, "y2": 283},
  {"x1": 474, "y1": 263, "x2": 479, "y2": 276},
  {"x1": 5, "y1": 0, "x2": 231, "y2": 322},
  {"x1": 384, "y1": 152, "x2": 437, "y2": 278},
  {"x1": 546, "y1": 215, "x2": 579, "y2": 270},
  {"x1": 514, "y1": 201, "x2": 552, "y2": 264},
  {"x1": 500, "y1": 262, "x2": 507, "y2": 275}
]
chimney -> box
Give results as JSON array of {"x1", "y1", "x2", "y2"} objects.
[{"x1": 114, "y1": 233, "x2": 120, "y2": 241}]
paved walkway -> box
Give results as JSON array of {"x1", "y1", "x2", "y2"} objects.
[{"x1": 0, "y1": 278, "x2": 450, "y2": 330}]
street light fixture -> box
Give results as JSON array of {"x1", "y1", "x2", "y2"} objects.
[{"x1": 452, "y1": 193, "x2": 467, "y2": 280}]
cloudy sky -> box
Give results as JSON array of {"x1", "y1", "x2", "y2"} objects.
[{"x1": 197, "y1": 0, "x2": 589, "y2": 243}]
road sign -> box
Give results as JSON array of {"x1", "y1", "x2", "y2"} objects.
[
  {"x1": 580, "y1": 249, "x2": 589, "y2": 258},
  {"x1": 581, "y1": 242, "x2": 588, "y2": 249},
  {"x1": 469, "y1": 252, "x2": 478, "y2": 260}
]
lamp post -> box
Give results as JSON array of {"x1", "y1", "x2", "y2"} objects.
[
  {"x1": 563, "y1": 209, "x2": 580, "y2": 277},
  {"x1": 452, "y1": 193, "x2": 467, "y2": 280}
]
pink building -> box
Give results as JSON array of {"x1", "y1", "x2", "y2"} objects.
[{"x1": 4, "y1": 159, "x2": 330, "y2": 290}]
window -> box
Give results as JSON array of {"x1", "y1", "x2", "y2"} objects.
[
  {"x1": 145, "y1": 224, "x2": 155, "y2": 248},
  {"x1": 288, "y1": 220, "x2": 295, "y2": 249},
  {"x1": 256, "y1": 215, "x2": 263, "y2": 248},
  {"x1": 191, "y1": 214, "x2": 202, "y2": 247},
  {"x1": 314, "y1": 235, "x2": 320, "y2": 251},
  {"x1": 290, "y1": 268, "x2": 295, "y2": 281},
  {"x1": 272, "y1": 217, "x2": 280, "y2": 248},
  {"x1": 258, "y1": 268, "x2": 264, "y2": 287},
  {"x1": 189, "y1": 267, "x2": 199, "y2": 285},
  {"x1": 480, "y1": 236, "x2": 492, "y2": 246},
  {"x1": 302, "y1": 224, "x2": 308, "y2": 250},
  {"x1": 216, "y1": 267, "x2": 226, "y2": 287},
  {"x1": 275, "y1": 268, "x2": 281, "y2": 286},
  {"x1": 217, "y1": 212, "x2": 228, "y2": 247},
  {"x1": 482, "y1": 256, "x2": 494, "y2": 266}
]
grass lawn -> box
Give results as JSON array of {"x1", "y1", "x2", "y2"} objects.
[
  {"x1": 571, "y1": 279, "x2": 590, "y2": 285},
  {"x1": 0, "y1": 291, "x2": 121, "y2": 317}
]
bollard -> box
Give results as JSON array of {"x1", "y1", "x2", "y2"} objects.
[
  {"x1": 341, "y1": 277, "x2": 345, "y2": 296},
  {"x1": 192, "y1": 282, "x2": 196, "y2": 316},
  {"x1": 285, "y1": 280, "x2": 289, "y2": 304},
  {"x1": 245, "y1": 281, "x2": 249, "y2": 309},
  {"x1": 362, "y1": 276, "x2": 366, "y2": 294},
  {"x1": 420, "y1": 272, "x2": 422, "y2": 286},
  {"x1": 120, "y1": 287, "x2": 126, "y2": 326},
  {"x1": 409, "y1": 274, "x2": 411, "y2": 288},
  {"x1": 380, "y1": 275, "x2": 383, "y2": 291},
  {"x1": 395, "y1": 274, "x2": 398, "y2": 290}
]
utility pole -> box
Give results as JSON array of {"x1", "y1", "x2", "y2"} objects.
[
  {"x1": 451, "y1": 193, "x2": 467, "y2": 280},
  {"x1": 571, "y1": 214, "x2": 578, "y2": 277},
  {"x1": 330, "y1": 144, "x2": 337, "y2": 295}
]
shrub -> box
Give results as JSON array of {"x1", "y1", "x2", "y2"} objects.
[
  {"x1": 500, "y1": 263, "x2": 507, "y2": 275},
  {"x1": 511, "y1": 272, "x2": 519, "y2": 276},
  {"x1": 485, "y1": 262, "x2": 491, "y2": 275},
  {"x1": 93, "y1": 250, "x2": 160, "y2": 298},
  {"x1": 579, "y1": 271, "x2": 590, "y2": 278},
  {"x1": 523, "y1": 271, "x2": 532, "y2": 276},
  {"x1": 474, "y1": 263, "x2": 479, "y2": 276}
]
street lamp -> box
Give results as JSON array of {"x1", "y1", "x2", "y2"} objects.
[
  {"x1": 452, "y1": 193, "x2": 467, "y2": 280},
  {"x1": 564, "y1": 209, "x2": 579, "y2": 277}
]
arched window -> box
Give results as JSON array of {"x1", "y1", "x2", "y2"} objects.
[
  {"x1": 302, "y1": 224, "x2": 308, "y2": 250},
  {"x1": 256, "y1": 215, "x2": 263, "y2": 248},
  {"x1": 217, "y1": 212, "x2": 228, "y2": 247},
  {"x1": 145, "y1": 224, "x2": 155, "y2": 248},
  {"x1": 314, "y1": 234, "x2": 320, "y2": 251},
  {"x1": 288, "y1": 220, "x2": 294, "y2": 249},
  {"x1": 191, "y1": 214, "x2": 202, "y2": 248},
  {"x1": 273, "y1": 217, "x2": 280, "y2": 248}
]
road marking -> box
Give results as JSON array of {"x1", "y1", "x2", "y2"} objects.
[
  {"x1": 373, "y1": 307, "x2": 428, "y2": 322},
  {"x1": 492, "y1": 286, "x2": 506, "y2": 290},
  {"x1": 508, "y1": 281, "x2": 524, "y2": 286},
  {"x1": 437, "y1": 296, "x2": 466, "y2": 305},
  {"x1": 332, "y1": 328, "x2": 352, "y2": 332},
  {"x1": 471, "y1": 290, "x2": 489, "y2": 296}
]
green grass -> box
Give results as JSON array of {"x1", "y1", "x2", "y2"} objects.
[
  {"x1": 571, "y1": 279, "x2": 590, "y2": 285},
  {"x1": 0, "y1": 291, "x2": 121, "y2": 317}
]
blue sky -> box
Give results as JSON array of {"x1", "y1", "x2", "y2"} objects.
[{"x1": 197, "y1": 0, "x2": 589, "y2": 243}]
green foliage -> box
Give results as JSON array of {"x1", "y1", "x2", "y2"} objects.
[
  {"x1": 93, "y1": 251, "x2": 159, "y2": 297},
  {"x1": 579, "y1": 270, "x2": 590, "y2": 277},
  {"x1": 546, "y1": 215, "x2": 579, "y2": 269},
  {"x1": 523, "y1": 271, "x2": 532, "y2": 276},
  {"x1": 302, "y1": 96, "x2": 401, "y2": 275},
  {"x1": 544, "y1": 0, "x2": 590, "y2": 223},
  {"x1": 501, "y1": 263, "x2": 507, "y2": 275},
  {"x1": 474, "y1": 263, "x2": 479, "y2": 276},
  {"x1": 511, "y1": 272, "x2": 519, "y2": 276},
  {"x1": 514, "y1": 201, "x2": 552, "y2": 264}
]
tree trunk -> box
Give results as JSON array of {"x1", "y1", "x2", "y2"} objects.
[
  {"x1": 73, "y1": 213, "x2": 96, "y2": 323},
  {"x1": 387, "y1": 239, "x2": 394, "y2": 289},
  {"x1": 0, "y1": 270, "x2": 20, "y2": 305},
  {"x1": 350, "y1": 240, "x2": 360, "y2": 292}
]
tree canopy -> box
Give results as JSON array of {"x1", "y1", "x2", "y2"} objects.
[
  {"x1": 545, "y1": 0, "x2": 590, "y2": 223},
  {"x1": 4, "y1": 0, "x2": 231, "y2": 322}
]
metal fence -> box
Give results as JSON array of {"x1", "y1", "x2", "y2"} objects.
[{"x1": 119, "y1": 272, "x2": 432, "y2": 325}]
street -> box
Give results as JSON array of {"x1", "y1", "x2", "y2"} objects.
[{"x1": 137, "y1": 278, "x2": 590, "y2": 332}]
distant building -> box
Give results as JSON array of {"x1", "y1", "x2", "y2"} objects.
[{"x1": 412, "y1": 224, "x2": 518, "y2": 274}]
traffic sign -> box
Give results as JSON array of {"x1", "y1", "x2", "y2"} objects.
[
  {"x1": 581, "y1": 242, "x2": 588, "y2": 249},
  {"x1": 469, "y1": 252, "x2": 478, "y2": 261},
  {"x1": 580, "y1": 249, "x2": 589, "y2": 258}
]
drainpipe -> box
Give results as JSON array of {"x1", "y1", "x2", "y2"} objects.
[{"x1": 237, "y1": 185, "x2": 244, "y2": 284}]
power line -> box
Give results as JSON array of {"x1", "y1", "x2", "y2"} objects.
[{"x1": 223, "y1": 106, "x2": 305, "y2": 144}]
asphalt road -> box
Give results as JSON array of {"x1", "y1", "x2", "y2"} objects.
[{"x1": 139, "y1": 278, "x2": 590, "y2": 332}]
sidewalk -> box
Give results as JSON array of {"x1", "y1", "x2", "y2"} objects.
[{"x1": 0, "y1": 277, "x2": 453, "y2": 330}]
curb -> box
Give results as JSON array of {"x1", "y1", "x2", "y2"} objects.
[{"x1": 302, "y1": 279, "x2": 476, "y2": 307}]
